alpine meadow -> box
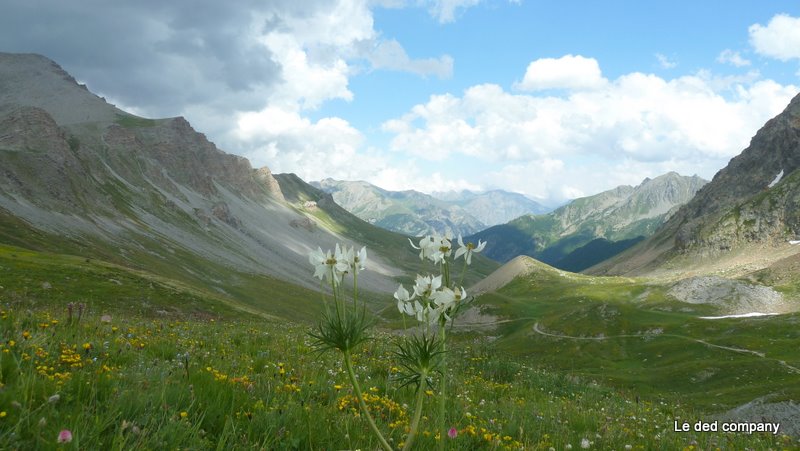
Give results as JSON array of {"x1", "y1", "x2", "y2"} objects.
[{"x1": 2, "y1": 2, "x2": 800, "y2": 450}]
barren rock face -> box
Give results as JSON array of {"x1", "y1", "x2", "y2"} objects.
[
  {"x1": 256, "y1": 167, "x2": 285, "y2": 202},
  {"x1": 0, "y1": 106, "x2": 85, "y2": 211},
  {"x1": 670, "y1": 93, "x2": 800, "y2": 250},
  {"x1": 0, "y1": 106, "x2": 68, "y2": 154}
]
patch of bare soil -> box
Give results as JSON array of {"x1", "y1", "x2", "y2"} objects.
[{"x1": 666, "y1": 275, "x2": 794, "y2": 315}]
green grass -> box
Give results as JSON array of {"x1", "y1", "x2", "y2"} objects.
[
  {"x1": 1, "y1": 297, "x2": 794, "y2": 449},
  {"x1": 0, "y1": 233, "x2": 796, "y2": 449},
  {"x1": 114, "y1": 114, "x2": 157, "y2": 128},
  {"x1": 477, "y1": 262, "x2": 800, "y2": 413}
]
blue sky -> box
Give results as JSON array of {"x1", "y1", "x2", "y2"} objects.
[{"x1": 2, "y1": 0, "x2": 800, "y2": 204}]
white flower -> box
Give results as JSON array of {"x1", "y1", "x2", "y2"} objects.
[
  {"x1": 308, "y1": 247, "x2": 328, "y2": 279},
  {"x1": 353, "y1": 246, "x2": 367, "y2": 271},
  {"x1": 429, "y1": 232, "x2": 453, "y2": 264},
  {"x1": 415, "y1": 303, "x2": 440, "y2": 324},
  {"x1": 454, "y1": 235, "x2": 486, "y2": 265},
  {"x1": 339, "y1": 245, "x2": 367, "y2": 272},
  {"x1": 308, "y1": 244, "x2": 349, "y2": 285},
  {"x1": 412, "y1": 275, "x2": 442, "y2": 299},
  {"x1": 580, "y1": 438, "x2": 591, "y2": 449},
  {"x1": 394, "y1": 285, "x2": 415, "y2": 315},
  {"x1": 430, "y1": 286, "x2": 466, "y2": 311},
  {"x1": 409, "y1": 233, "x2": 452, "y2": 264},
  {"x1": 409, "y1": 235, "x2": 437, "y2": 261}
]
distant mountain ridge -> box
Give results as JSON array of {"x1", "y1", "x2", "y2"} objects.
[
  {"x1": 467, "y1": 172, "x2": 707, "y2": 271},
  {"x1": 313, "y1": 178, "x2": 550, "y2": 237},
  {"x1": 430, "y1": 189, "x2": 551, "y2": 226}
]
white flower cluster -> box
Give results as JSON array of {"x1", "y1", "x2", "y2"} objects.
[
  {"x1": 308, "y1": 244, "x2": 367, "y2": 285},
  {"x1": 409, "y1": 233, "x2": 486, "y2": 265},
  {"x1": 395, "y1": 234, "x2": 486, "y2": 324}
]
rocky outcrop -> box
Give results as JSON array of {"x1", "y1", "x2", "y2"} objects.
[
  {"x1": 256, "y1": 166, "x2": 285, "y2": 202},
  {"x1": 671, "y1": 93, "x2": 800, "y2": 251},
  {"x1": 0, "y1": 107, "x2": 85, "y2": 211},
  {"x1": 135, "y1": 117, "x2": 261, "y2": 199}
]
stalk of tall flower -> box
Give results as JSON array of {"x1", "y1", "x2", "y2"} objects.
[
  {"x1": 395, "y1": 232, "x2": 482, "y2": 451},
  {"x1": 393, "y1": 333, "x2": 443, "y2": 451},
  {"x1": 308, "y1": 244, "x2": 392, "y2": 451}
]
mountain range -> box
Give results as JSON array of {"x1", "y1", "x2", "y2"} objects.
[
  {"x1": 313, "y1": 178, "x2": 550, "y2": 237},
  {"x1": 466, "y1": 172, "x2": 707, "y2": 271},
  {"x1": 0, "y1": 52, "x2": 496, "y2": 316}
]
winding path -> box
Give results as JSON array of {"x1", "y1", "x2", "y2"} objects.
[{"x1": 531, "y1": 322, "x2": 800, "y2": 374}]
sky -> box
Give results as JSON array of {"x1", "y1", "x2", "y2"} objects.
[{"x1": 2, "y1": 1, "x2": 800, "y2": 205}]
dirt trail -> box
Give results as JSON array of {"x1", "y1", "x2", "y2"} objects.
[{"x1": 531, "y1": 323, "x2": 800, "y2": 374}]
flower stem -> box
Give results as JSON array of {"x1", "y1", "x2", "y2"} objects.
[
  {"x1": 401, "y1": 372, "x2": 428, "y2": 451},
  {"x1": 458, "y1": 258, "x2": 468, "y2": 289},
  {"x1": 353, "y1": 267, "x2": 359, "y2": 312},
  {"x1": 343, "y1": 350, "x2": 393, "y2": 451},
  {"x1": 438, "y1": 321, "x2": 447, "y2": 451}
]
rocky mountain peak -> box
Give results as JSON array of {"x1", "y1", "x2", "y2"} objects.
[
  {"x1": 0, "y1": 52, "x2": 285, "y2": 203},
  {"x1": 670, "y1": 92, "x2": 800, "y2": 249},
  {"x1": 0, "y1": 52, "x2": 123, "y2": 124}
]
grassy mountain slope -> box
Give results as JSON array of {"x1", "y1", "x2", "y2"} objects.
[
  {"x1": 472, "y1": 256, "x2": 800, "y2": 416},
  {"x1": 467, "y1": 172, "x2": 706, "y2": 269}
]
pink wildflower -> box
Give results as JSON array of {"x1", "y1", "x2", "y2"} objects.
[
  {"x1": 448, "y1": 427, "x2": 458, "y2": 438},
  {"x1": 57, "y1": 429, "x2": 72, "y2": 443}
]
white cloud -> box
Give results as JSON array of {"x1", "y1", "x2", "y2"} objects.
[
  {"x1": 235, "y1": 107, "x2": 364, "y2": 179},
  {"x1": 233, "y1": 105, "x2": 482, "y2": 194},
  {"x1": 360, "y1": 39, "x2": 453, "y2": 78},
  {"x1": 425, "y1": 0, "x2": 482, "y2": 23},
  {"x1": 383, "y1": 59, "x2": 799, "y2": 202},
  {"x1": 749, "y1": 14, "x2": 800, "y2": 61},
  {"x1": 655, "y1": 53, "x2": 677, "y2": 69},
  {"x1": 717, "y1": 49, "x2": 751, "y2": 67},
  {"x1": 515, "y1": 55, "x2": 607, "y2": 91}
]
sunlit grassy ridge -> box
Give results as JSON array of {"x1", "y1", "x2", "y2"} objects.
[
  {"x1": 0, "y1": 243, "x2": 319, "y2": 321},
  {"x1": 479, "y1": 261, "x2": 800, "y2": 411},
  {"x1": 1, "y1": 250, "x2": 796, "y2": 449}
]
